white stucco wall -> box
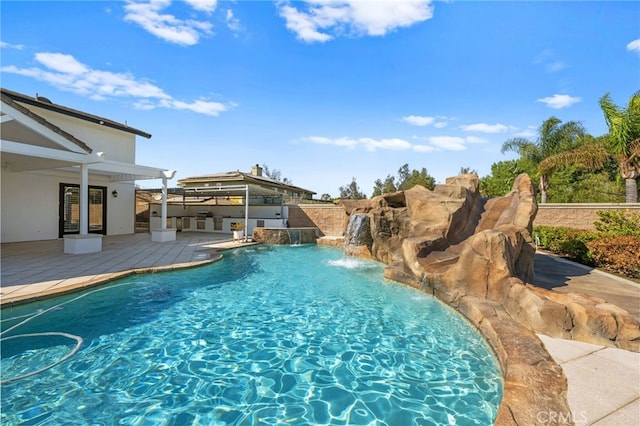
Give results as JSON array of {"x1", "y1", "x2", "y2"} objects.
[
  {"x1": 108, "y1": 181, "x2": 136, "y2": 235},
  {"x1": 1, "y1": 168, "x2": 135, "y2": 243},
  {"x1": 22, "y1": 103, "x2": 137, "y2": 163},
  {"x1": 1, "y1": 169, "x2": 60, "y2": 242}
]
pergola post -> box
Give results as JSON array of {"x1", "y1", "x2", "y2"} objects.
[
  {"x1": 151, "y1": 173, "x2": 177, "y2": 242},
  {"x1": 161, "y1": 176, "x2": 168, "y2": 230},
  {"x1": 79, "y1": 162, "x2": 89, "y2": 235},
  {"x1": 244, "y1": 184, "x2": 249, "y2": 242},
  {"x1": 64, "y1": 162, "x2": 102, "y2": 254}
]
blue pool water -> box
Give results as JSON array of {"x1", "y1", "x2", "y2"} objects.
[{"x1": 1, "y1": 245, "x2": 502, "y2": 425}]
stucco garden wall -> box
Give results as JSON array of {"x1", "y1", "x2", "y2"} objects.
[
  {"x1": 533, "y1": 203, "x2": 640, "y2": 230},
  {"x1": 287, "y1": 204, "x2": 345, "y2": 237},
  {"x1": 288, "y1": 202, "x2": 640, "y2": 237}
]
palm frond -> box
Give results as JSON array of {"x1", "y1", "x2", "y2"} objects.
[
  {"x1": 500, "y1": 138, "x2": 534, "y2": 155},
  {"x1": 629, "y1": 137, "x2": 640, "y2": 162},
  {"x1": 543, "y1": 120, "x2": 586, "y2": 155},
  {"x1": 600, "y1": 91, "x2": 640, "y2": 157},
  {"x1": 539, "y1": 143, "x2": 609, "y2": 174},
  {"x1": 539, "y1": 116, "x2": 562, "y2": 143}
]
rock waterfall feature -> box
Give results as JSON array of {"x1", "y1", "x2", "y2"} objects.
[{"x1": 340, "y1": 173, "x2": 640, "y2": 425}]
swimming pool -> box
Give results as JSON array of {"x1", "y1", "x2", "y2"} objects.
[{"x1": 1, "y1": 244, "x2": 502, "y2": 425}]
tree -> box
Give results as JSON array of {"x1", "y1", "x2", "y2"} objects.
[
  {"x1": 599, "y1": 91, "x2": 640, "y2": 203},
  {"x1": 537, "y1": 134, "x2": 610, "y2": 198},
  {"x1": 372, "y1": 164, "x2": 435, "y2": 197},
  {"x1": 547, "y1": 168, "x2": 625, "y2": 203},
  {"x1": 261, "y1": 164, "x2": 292, "y2": 184},
  {"x1": 339, "y1": 177, "x2": 367, "y2": 199},
  {"x1": 320, "y1": 193, "x2": 332, "y2": 201},
  {"x1": 501, "y1": 117, "x2": 586, "y2": 203},
  {"x1": 459, "y1": 166, "x2": 477, "y2": 175},
  {"x1": 372, "y1": 174, "x2": 396, "y2": 197},
  {"x1": 396, "y1": 164, "x2": 412, "y2": 191},
  {"x1": 399, "y1": 167, "x2": 436, "y2": 191},
  {"x1": 480, "y1": 159, "x2": 537, "y2": 197}
]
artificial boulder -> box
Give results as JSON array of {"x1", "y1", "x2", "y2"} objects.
[
  {"x1": 341, "y1": 173, "x2": 640, "y2": 423},
  {"x1": 343, "y1": 173, "x2": 640, "y2": 351}
]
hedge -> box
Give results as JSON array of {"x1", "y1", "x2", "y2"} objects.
[{"x1": 533, "y1": 209, "x2": 640, "y2": 278}]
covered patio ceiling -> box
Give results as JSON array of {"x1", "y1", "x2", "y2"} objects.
[
  {"x1": 182, "y1": 184, "x2": 285, "y2": 198},
  {"x1": 0, "y1": 148, "x2": 173, "y2": 182}
]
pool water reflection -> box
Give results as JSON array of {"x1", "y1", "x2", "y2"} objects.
[{"x1": 1, "y1": 245, "x2": 502, "y2": 425}]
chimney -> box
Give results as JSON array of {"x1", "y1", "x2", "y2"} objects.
[{"x1": 251, "y1": 164, "x2": 262, "y2": 176}]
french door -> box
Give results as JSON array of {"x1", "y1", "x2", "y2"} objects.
[{"x1": 59, "y1": 184, "x2": 107, "y2": 237}]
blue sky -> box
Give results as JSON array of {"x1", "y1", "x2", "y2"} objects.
[{"x1": 2, "y1": 1, "x2": 639, "y2": 197}]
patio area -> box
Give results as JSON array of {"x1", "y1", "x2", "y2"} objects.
[{"x1": 0, "y1": 232, "x2": 256, "y2": 306}]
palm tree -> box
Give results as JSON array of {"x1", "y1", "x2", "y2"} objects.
[
  {"x1": 599, "y1": 91, "x2": 640, "y2": 203},
  {"x1": 501, "y1": 117, "x2": 586, "y2": 203},
  {"x1": 538, "y1": 134, "x2": 610, "y2": 189}
]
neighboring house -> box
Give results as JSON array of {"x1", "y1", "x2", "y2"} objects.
[
  {"x1": 0, "y1": 88, "x2": 175, "y2": 253},
  {"x1": 178, "y1": 164, "x2": 316, "y2": 201},
  {"x1": 142, "y1": 165, "x2": 317, "y2": 238}
]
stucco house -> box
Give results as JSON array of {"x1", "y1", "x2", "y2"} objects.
[
  {"x1": 177, "y1": 165, "x2": 316, "y2": 201},
  {"x1": 0, "y1": 88, "x2": 175, "y2": 253}
]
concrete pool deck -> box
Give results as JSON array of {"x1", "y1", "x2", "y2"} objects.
[
  {"x1": 0, "y1": 232, "x2": 257, "y2": 306},
  {"x1": 1, "y1": 232, "x2": 639, "y2": 425}
]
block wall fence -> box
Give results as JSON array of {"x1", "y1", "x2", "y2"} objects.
[
  {"x1": 288, "y1": 203, "x2": 640, "y2": 236},
  {"x1": 533, "y1": 203, "x2": 640, "y2": 230},
  {"x1": 287, "y1": 205, "x2": 346, "y2": 236}
]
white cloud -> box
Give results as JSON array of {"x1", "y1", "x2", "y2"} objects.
[
  {"x1": 460, "y1": 123, "x2": 508, "y2": 133},
  {"x1": 303, "y1": 132, "x2": 487, "y2": 153},
  {"x1": 184, "y1": 0, "x2": 217, "y2": 14},
  {"x1": 401, "y1": 115, "x2": 435, "y2": 126},
  {"x1": 0, "y1": 41, "x2": 24, "y2": 50},
  {"x1": 276, "y1": 0, "x2": 434, "y2": 43},
  {"x1": 304, "y1": 136, "x2": 357, "y2": 148},
  {"x1": 277, "y1": 4, "x2": 333, "y2": 43},
  {"x1": 1, "y1": 52, "x2": 231, "y2": 117},
  {"x1": 413, "y1": 144, "x2": 436, "y2": 153},
  {"x1": 160, "y1": 98, "x2": 227, "y2": 116},
  {"x1": 537, "y1": 94, "x2": 582, "y2": 109},
  {"x1": 123, "y1": 0, "x2": 213, "y2": 46},
  {"x1": 404, "y1": 114, "x2": 453, "y2": 128},
  {"x1": 35, "y1": 53, "x2": 89, "y2": 75},
  {"x1": 302, "y1": 136, "x2": 412, "y2": 152},
  {"x1": 465, "y1": 136, "x2": 487, "y2": 144},
  {"x1": 226, "y1": 9, "x2": 241, "y2": 33},
  {"x1": 627, "y1": 39, "x2": 640, "y2": 54},
  {"x1": 361, "y1": 137, "x2": 412, "y2": 151},
  {"x1": 427, "y1": 136, "x2": 467, "y2": 151},
  {"x1": 413, "y1": 135, "x2": 486, "y2": 151}
]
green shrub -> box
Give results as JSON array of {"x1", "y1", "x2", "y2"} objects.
[
  {"x1": 533, "y1": 226, "x2": 598, "y2": 264},
  {"x1": 594, "y1": 210, "x2": 640, "y2": 237},
  {"x1": 534, "y1": 210, "x2": 640, "y2": 277},
  {"x1": 587, "y1": 236, "x2": 640, "y2": 278}
]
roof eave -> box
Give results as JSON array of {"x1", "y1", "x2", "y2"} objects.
[{"x1": 1, "y1": 88, "x2": 152, "y2": 139}]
